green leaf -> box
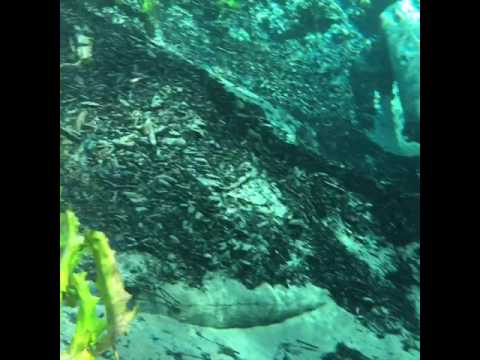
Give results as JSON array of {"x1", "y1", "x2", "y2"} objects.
[
  {"x1": 68, "y1": 272, "x2": 107, "y2": 359},
  {"x1": 85, "y1": 231, "x2": 137, "y2": 353},
  {"x1": 60, "y1": 211, "x2": 86, "y2": 307},
  {"x1": 60, "y1": 211, "x2": 137, "y2": 359}
]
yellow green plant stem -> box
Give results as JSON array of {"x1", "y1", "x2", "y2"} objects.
[
  {"x1": 68, "y1": 272, "x2": 107, "y2": 359},
  {"x1": 86, "y1": 231, "x2": 138, "y2": 354},
  {"x1": 60, "y1": 211, "x2": 136, "y2": 360},
  {"x1": 60, "y1": 211, "x2": 85, "y2": 307}
]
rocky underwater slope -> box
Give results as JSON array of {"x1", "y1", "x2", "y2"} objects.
[{"x1": 60, "y1": 1, "x2": 419, "y2": 359}]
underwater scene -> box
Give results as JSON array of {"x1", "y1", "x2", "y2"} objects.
[{"x1": 60, "y1": 0, "x2": 420, "y2": 359}]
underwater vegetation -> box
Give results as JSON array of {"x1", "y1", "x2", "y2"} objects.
[{"x1": 60, "y1": 211, "x2": 137, "y2": 360}]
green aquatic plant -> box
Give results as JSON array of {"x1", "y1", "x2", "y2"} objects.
[
  {"x1": 218, "y1": 0, "x2": 241, "y2": 10},
  {"x1": 60, "y1": 211, "x2": 137, "y2": 360},
  {"x1": 142, "y1": 0, "x2": 159, "y2": 13}
]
